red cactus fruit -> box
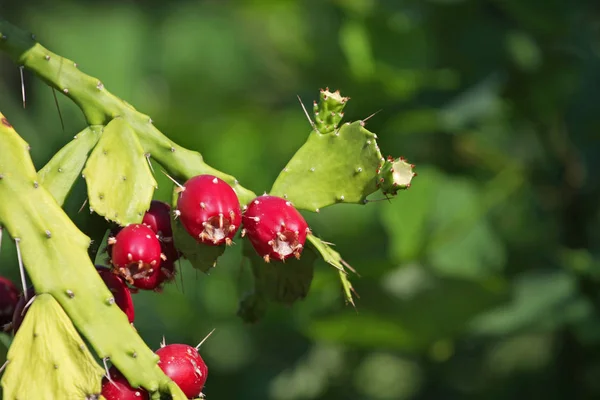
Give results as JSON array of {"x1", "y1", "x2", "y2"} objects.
[
  {"x1": 95, "y1": 266, "x2": 135, "y2": 323},
  {"x1": 156, "y1": 343, "x2": 208, "y2": 398},
  {"x1": 176, "y1": 175, "x2": 241, "y2": 246},
  {"x1": 130, "y1": 262, "x2": 163, "y2": 291},
  {"x1": 142, "y1": 200, "x2": 180, "y2": 263},
  {"x1": 242, "y1": 195, "x2": 310, "y2": 262},
  {"x1": 109, "y1": 224, "x2": 165, "y2": 285},
  {"x1": 0, "y1": 277, "x2": 19, "y2": 328},
  {"x1": 101, "y1": 366, "x2": 149, "y2": 400}
]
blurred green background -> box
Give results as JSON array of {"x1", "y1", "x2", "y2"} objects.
[{"x1": 2, "y1": 0, "x2": 600, "y2": 399}]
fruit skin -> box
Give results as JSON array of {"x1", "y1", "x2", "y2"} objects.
[
  {"x1": 109, "y1": 223, "x2": 164, "y2": 285},
  {"x1": 0, "y1": 277, "x2": 19, "y2": 328},
  {"x1": 101, "y1": 366, "x2": 149, "y2": 400},
  {"x1": 143, "y1": 200, "x2": 180, "y2": 263},
  {"x1": 156, "y1": 343, "x2": 208, "y2": 398},
  {"x1": 177, "y1": 175, "x2": 242, "y2": 246},
  {"x1": 242, "y1": 195, "x2": 310, "y2": 262},
  {"x1": 95, "y1": 266, "x2": 135, "y2": 323}
]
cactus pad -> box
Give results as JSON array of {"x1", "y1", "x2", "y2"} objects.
[
  {"x1": 270, "y1": 121, "x2": 384, "y2": 212},
  {"x1": 0, "y1": 294, "x2": 105, "y2": 399},
  {"x1": 313, "y1": 88, "x2": 349, "y2": 134},
  {"x1": 82, "y1": 118, "x2": 157, "y2": 226},
  {"x1": 38, "y1": 126, "x2": 102, "y2": 206}
]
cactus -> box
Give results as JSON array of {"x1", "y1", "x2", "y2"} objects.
[
  {"x1": 1, "y1": 294, "x2": 105, "y2": 398},
  {"x1": 0, "y1": 15, "x2": 417, "y2": 396},
  {"x1": 37, "y1": 126, "x2": 101, "y2": 206},
  {"x1": 82, "y1": 118, "x2": 157, "y2": 226},
  {"x1": 0, "y1": 113, "x2": 186, "y2": 399},
  {"x1": 376, "y1": 155, "x2": 416, "y2": 195}
]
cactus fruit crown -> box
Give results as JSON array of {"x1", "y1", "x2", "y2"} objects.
[
  {"x1": 376, "y1": 155, "x2": 416, "y2": 195},
  {"x1": 175, "y1": 174, "x2": 242, "y2": 247},
  {"x1": 242, "y1": 195, "x2": 310, "y2": 263},
  {"x1": 108, "y1": 223, "x2": 166, "y2": 285}
]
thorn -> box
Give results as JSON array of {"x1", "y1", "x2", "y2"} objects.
[
  {"x1": 51, "y1": 87, "x2": 65, "y2": 132},
  {"x1": 78, "y1": 198, "x2": 88, "y2": 214},
  {"x1": 160, "y1": 336, "x2": 166, "y2": 348},
  {"x1": 145, "y1": 153, "x2": 154, "y2": 173},
  {"x1": 200, "y1": 202, "x2": 206, "y2": 209},
  {"x1": 297, "y1": 95, "x2": 319, "y2": 133},
  {"x1": 195, "y1": 328, "x2": 216, "y2": 350},
  {"x1": 241, "y1": 228, "x2": 246, "y2": 238},
  {"x1": 14, "y1": 238, "x2": 29, "y2": 301},
  {"x1": 0, "y1": 360, "x2": 8, "y2": 375},
  {"x1": 263, "y1": 254, "x2": 270, "y2": 263},
  {"x1": 0, "y1": 227, "x2": 2, "y2": 256},
  {"x1": 160, "y1": 170, "x2": 184, "y2": 190},
  {"x1": 361, "y1": 109, "x2": 382, "y2": 124},
  {"x1": 19, "y1": 66, "x2": 26, "y2": 108}
]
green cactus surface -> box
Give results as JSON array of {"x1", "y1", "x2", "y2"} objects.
[
  {"x1": 37, "y1": 126, "x2": 102, "y2": 206},
  {"x1": 312, "y1": 88, "x2": 350, "y2": 133},
  {"x1": 82, "y1": 117, "x2": 157, "y2": 226},
  {"x1": 306, "y1": 234, "x2": 356, "y2": 306},
  {"x1": 0, "y1": 113, "x2": 186, "y2": 399},
  {"x1": 1, "y1": 294, "x2": 105, "y2": 399},
  {"x1": 270, "y1": 120, "x2": 384, "y2": 211},
  {"x1": 376, "y1": 156, "x2": 416, "y2": 195},
  {"x1": 170, "y1": 187, "x2": 226, "y2": 273}
]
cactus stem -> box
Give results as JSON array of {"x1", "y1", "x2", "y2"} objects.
[
  {"x1": 14, "y1": 238, "x2": 30, "y2": 301},
  {"x1": 19, "y1": 65, "x2": 25, "y2": 108},
  {"x1": 195, "y1": 328, "x2": 216, "y2": 350}
]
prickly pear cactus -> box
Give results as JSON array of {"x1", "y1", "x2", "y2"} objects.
[
  {"x1": 1, "y1": 294, "x2": 105, "y2": 399},
  {"x1": 83, "y1": 117, "x2": 157, "y2": 226},
  {"x1": 270, "y1": 88, "x2": 416, "y2": 211},
  {"x1": 0, "y1": 16, "x2": 417, "y2": 397}
]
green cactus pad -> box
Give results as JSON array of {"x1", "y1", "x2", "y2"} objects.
[
  {"x1": 82, "y1": 117, "x2": 157, "y2": 226},
  {"x1": 376, "y1": 156, "x2": 416, "y2": 195},
  {"x1": 170, "y1": 187, "x2": 226, "y2": 273},
  {"x1": 0, "y1": 113, "x2": 186, "y2": 399},
  {"x1": 38, "y1": 126, "x2": 102, "y2": 206},
  {"x1": 306, "y1": 234, "x2": 356, "y2": 306},
  {"x1": 313, "y1": 88, "x2": 350, "y2": 133},
  {"x1": 242, "y1": 239, "x2": 316, "y2": 307},
  {"x1": 270, "y1": 120, "x2": 383, "y2": 212},
  {"x1": 1, "y1": 294, "x2": 105, "y2": 399}
]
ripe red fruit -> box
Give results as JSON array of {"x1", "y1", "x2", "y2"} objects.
[
  {"x1": 242, "y1": 195, "x2": 310, "y2": 262},
  {"x1": 96, "y1": 266, "x2": 135, "y2": 323},
  {"x1": 156, "y1": 343, "x2": 208, "y2": 398},
  {"x1": 109, "y1": 224, "x2": 165, "y2": 285},
  {"x1": 142, "y1": 200, "x2": 180, "y2": 263},
  {"x1": 176, "y1": 175, "x2": 241, "y2": 246},
  {"x1": 0, "y1": 277, "x2": 19, "y2": 328},
  {"x1": 101, "y1": 367, "x2": 149, "y2": 400}
]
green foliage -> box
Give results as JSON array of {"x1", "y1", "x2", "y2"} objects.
[{"x1": 1, "y1": 294, "x2": 104, "y2": 399}]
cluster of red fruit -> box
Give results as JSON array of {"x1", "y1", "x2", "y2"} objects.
[{"x1": 0, "y1": 173, "x2": 311, "y2": 399}]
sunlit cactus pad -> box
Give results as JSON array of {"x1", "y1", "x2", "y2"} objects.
[
  {"x1": 270, "y1": 120, "x2": 384, "y2": 212},
  {"x1": 0, "y1": 294, "x2": 105, "y2": 399}
]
